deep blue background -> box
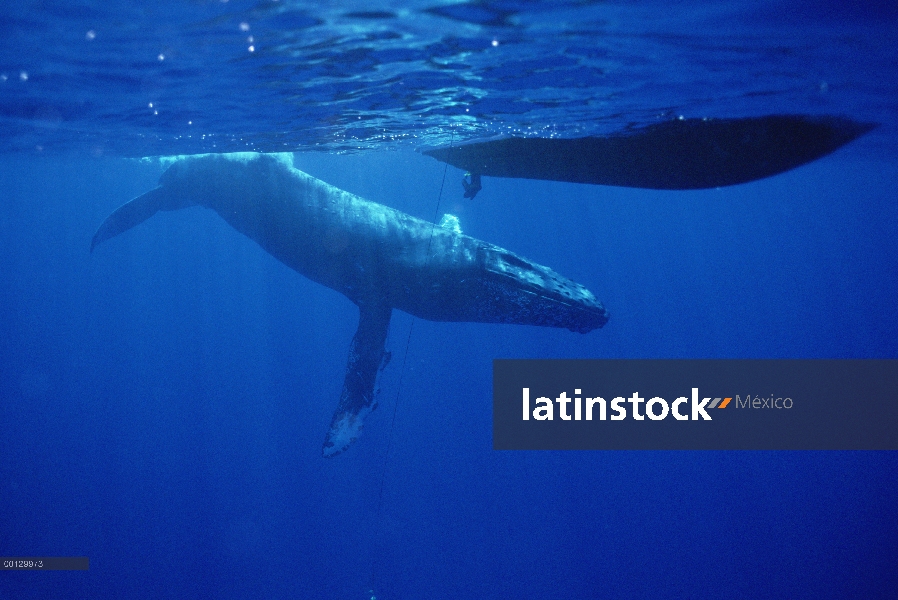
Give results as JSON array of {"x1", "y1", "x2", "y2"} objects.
[{"x1": 1, "y1": 145, "x2": 896, "y2": 599}]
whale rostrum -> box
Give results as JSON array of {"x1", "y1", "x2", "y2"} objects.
[{"x1": 91, "y1": 153, "x2": 608, "y2": 456}]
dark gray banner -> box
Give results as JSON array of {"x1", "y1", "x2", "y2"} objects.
[
  {"x1": 493, "y1": 360, "x2": 898, "y2": 450},
  {"x1": 1, "y1": 557, "x2": 89, "y2": 570}
]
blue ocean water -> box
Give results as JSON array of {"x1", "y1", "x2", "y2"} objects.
[{"x1": 1, "y1": 1, "x2": 897, "y2": 599}]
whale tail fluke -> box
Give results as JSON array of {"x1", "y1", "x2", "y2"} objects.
[
  {"x1": 91, "y1": 186, "x2": 170, "y2": 252},
  {"x1": 323, "y1": 302, "x2": 393, "y2": 457}
]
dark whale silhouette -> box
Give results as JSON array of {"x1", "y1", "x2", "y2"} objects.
[
  {"x1": 91, "y1": 153, "x2": 608, "y2": 456},
  {"x1": 421, "y1": 115, "x2": 875, "y2": 197}
]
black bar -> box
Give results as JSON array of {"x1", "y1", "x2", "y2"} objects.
[{"x1": 1, "y1": 557, "x2": 89, "y2": 571}]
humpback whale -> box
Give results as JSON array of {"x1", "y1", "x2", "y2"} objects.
[
  {"x1": 91, "y1": 153, "x2": 609, "y2": 456},
  {"x1": 421, "y1": 115, "x2": 875, "y2": 197}
]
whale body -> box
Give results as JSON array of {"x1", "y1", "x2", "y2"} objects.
[{"x1": 92, "y1": 153, "x2": 608, "y2": 456}]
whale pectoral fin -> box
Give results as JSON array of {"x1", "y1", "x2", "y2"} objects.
[
  {"x1": 323, "y1": 302, "x2": 393, "y2": 457},
  {"x1": 90, "y1": 186, "x2": 169, "y2": 252}
]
